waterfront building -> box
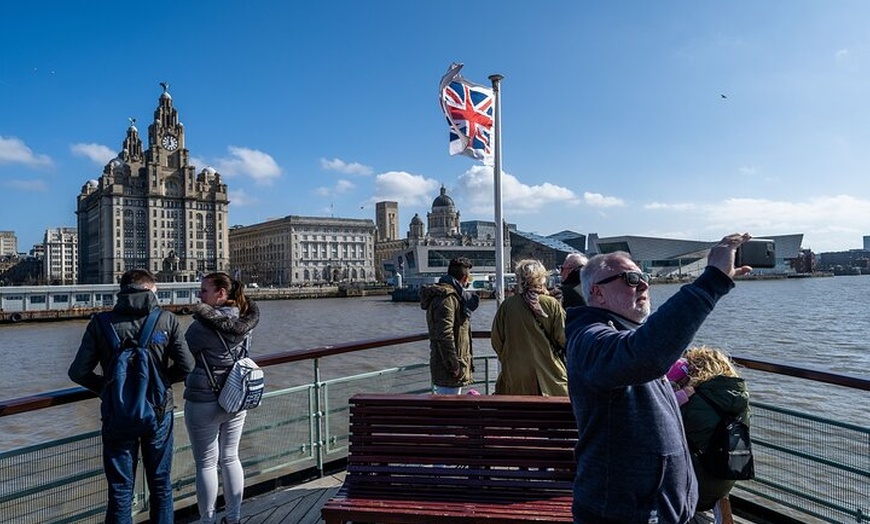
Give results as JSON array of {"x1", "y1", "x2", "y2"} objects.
[
  {"x1": 375, "y1": 201, "x2": 399, "y2": 241},
  {"x1": 382, "y1": 187, "x2": 510, "y2": 284},
  {"x1": 509, "y1": 230, "x2": 581, "y2": 272},
  {"x1": 76, "y1": 84, "x2": 229, "y2": 284},
  {"x1": 0, "y1": 231, "x2": 17, "y2": 257},
  {"x1": 547, "y1": 230, "x2": 587, "y2": 252},
  {"x1": 373, "y1": 202, "x2": 402, "y2": 282},
  {"x1": 228, "y1": 216, "x2": 376, "y2": 286},
  {"x1": 588, "y1": 233, "x2": 804, "y2": 276},
  {"x1": 43, "y1": 227, "x2": 78, "y2": 285},
  {"x1": 817, "y1": 249, "x2": 870, "y2": 273}
]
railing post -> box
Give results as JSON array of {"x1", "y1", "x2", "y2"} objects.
[{"x1": 313, "y1": 357, "x2": 325, "y2": 477}]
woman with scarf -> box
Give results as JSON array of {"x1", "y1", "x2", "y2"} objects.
[
  {"x1": 184, "y1": 273, "x2": 260, "y2": 524},
  {"x1": 491, "y1": 259, "x2": 567, "y2": 396}
]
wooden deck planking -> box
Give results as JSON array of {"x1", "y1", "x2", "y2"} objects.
[
  {"x1": 176, "y1": 473, "x2": 345, "y2": 524},
  {"x1": 178, "y1": 471, "x2": 759, "y2": 524}
]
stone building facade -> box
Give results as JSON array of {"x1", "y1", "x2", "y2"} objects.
[
  {"x1": 228, "y1": 216, "x2": 376, "y2": 286},
  {"x1": 43, "y1": 227, "x2": 78, "y2": 285},
  {"x1": 76, "y1": 85, "x2": 229, "y2": 283}
]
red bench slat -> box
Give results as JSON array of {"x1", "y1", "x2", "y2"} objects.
[{"x1": 321, "y1": 394, "x2": 577, "y2": 524}]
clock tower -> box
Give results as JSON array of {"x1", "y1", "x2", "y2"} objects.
[{"x1": 77, "y1": 84, "x2": 230, "y2": 283}]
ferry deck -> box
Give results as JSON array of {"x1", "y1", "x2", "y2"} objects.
[{"x1": 1, "y1": 332, "x2": 866, "y2": 524}]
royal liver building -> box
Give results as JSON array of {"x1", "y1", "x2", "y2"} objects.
[{"x1": 77, "y1": 84, "x2": 229, "y2": 283}]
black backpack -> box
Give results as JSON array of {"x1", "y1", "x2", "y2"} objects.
[
  {"x1": 693, "y1": 389, "x2": 755, "y2": 481},
  {"x1": 97, "y1": 308, "x2": 166, "y2": 438}
]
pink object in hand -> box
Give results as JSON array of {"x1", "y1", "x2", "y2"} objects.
[{"x1": 666, "y1": 358, "x2": 691, "y2": 384}]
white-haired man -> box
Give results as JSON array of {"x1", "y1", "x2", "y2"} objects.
[
  {"x1": 564, "y1": 233, "x2": 752, "y2": 524},
  {"x1": 559, "y1": 253, "x2": 588, "y2": 308}
]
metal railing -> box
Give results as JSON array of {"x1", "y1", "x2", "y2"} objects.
[{"x1": 0, "y1": 332, "x2": 867, "y2": 524}]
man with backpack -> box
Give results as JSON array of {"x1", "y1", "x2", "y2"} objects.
[
  {"x1": 69, "y1": 268, "x2": 194, "y2": 524},
  {"x1": 564, "y1": 234, "x2": 752, "y2": 524}
]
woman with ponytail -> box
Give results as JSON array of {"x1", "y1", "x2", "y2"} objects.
[{"x1": 184, "y1": 273, "x2": 260, "y2": 524}]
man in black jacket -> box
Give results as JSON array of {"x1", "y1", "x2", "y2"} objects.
[
  {"x1": 559, "y1": 253, "x2": 588, "y2": 309},
  {"x1": 69, "y1": 269, "x2": 193, "y2": 524}
]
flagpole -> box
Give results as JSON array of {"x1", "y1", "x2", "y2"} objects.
[{"x1": 489, "y1": 73, "x2": 505, "y2": 305}]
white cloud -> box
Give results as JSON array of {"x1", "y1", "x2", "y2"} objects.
[
  {"x1": 315, "y1": 179, "x2": 356, "y2": 198},
  {"x1": 701, "y1": 195, "x2": 870, "y2": 252},
  {"x1": 456, "y1": 165, "x2": 580, "y2": 214},
  {"x1": 738, "y1": 166, "x2": 757, "y2": 176},
  {"x1": 0, "y1": 136, "x2": 52, "y2": 167},
  {"x1": 189, "y1": 156, "x2": 208, "y2": 169},
  {"x1": 70, "y1": 143, "x2": 116, "y2": 165},
  {"x1": 372, "y1": 171, "x2": 440, "y2": 206},
  {"x1": 835, "y1": 48, "x2": 849, "y2": 63},
  {"x1": 216, "y1": 146, "x2": 282, "y2": 185},
  {"x1": 583, "y1": 192, "x2": 625, "y2": 208},
  {"x1": 320, "y1": 157, "x2": 373, "y2": 176},
  {"x1": 228, "y1": 188, "x2": 257, "y2": 207},
  {"x1": 4, "y1": 179, "x2": 49, "y2": 191},
  {"x1": 645, "y1": 201, "x2": 697, "y2": 211}
]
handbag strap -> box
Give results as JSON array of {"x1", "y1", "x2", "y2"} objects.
[
  {"x1": 198, "y1": 330, "x2": 238, "y2": 394},
  {"x1": 531, "y1": 309, "x2": 565, "y2": 360},
  {"x1": 218, "y1": 332, "x2": 251, "y2": 362},
  {"x1": 198, "y1": 352, "x2": 220, "y2": 394}
]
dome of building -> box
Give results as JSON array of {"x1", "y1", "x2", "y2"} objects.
[
  {"x1": 86, "y1": 179, "x2": 98, "y2": 189},
  {"x1": 432, "y1": 186, "x2": 454, "y2": 208},
  {"x1": 203, "y1": 166, "x2": 217, "y2": 176},
  {"x1": 410, "y1": 213, "x2": 424, "y2": 225}
]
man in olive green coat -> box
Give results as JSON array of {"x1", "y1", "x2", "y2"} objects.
[{"x1": 420, "y1": 258, "x2": 478, "y2": 394}]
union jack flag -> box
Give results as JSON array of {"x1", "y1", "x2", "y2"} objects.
[{"x1": 439, "y1": 63, "x2": 494, "y2": 165}]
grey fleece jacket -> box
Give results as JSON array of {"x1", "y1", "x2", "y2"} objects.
[
  {"x1": 565, "y1": 266, "x2": 734, "y2": 524},
  {"x1": 184, "y1": 300, "x2": 260, "y2": 403}
]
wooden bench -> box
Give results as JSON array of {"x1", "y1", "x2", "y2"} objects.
[{"x1": 321, "y1": 393, "x2": 577, "y2": 524}]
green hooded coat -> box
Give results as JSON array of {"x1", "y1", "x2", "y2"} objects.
[
  {"x1": 420, "y1": 282, "x2": 473, "y2": 388},
  {"x1": 681, "y1": 375, "x2": 751, "y2": 511}
]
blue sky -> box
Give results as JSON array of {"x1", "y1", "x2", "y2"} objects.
[{"x1": 3, "y1": 2, "x2": 870, "y2": 253}]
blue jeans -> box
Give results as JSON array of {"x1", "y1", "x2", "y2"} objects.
[{"x1": 102, "y1": 411, "x2": 175, "y2": 524}]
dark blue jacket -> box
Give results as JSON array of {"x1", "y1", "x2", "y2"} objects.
[{"x1": 565, "y1": 266, "x2": 734, "y2": 524}]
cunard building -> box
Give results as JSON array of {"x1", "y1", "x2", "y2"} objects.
[{"x1": 77, "y1": 85, "x2": 229, "y2": 283}]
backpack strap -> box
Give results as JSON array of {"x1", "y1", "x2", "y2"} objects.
[
  {"x1": 138, "y1": 307, "x2": 163, "y2": 346},
  {"x1": 96, "y1": 307, "x2": 163, "y2": 350},
  {"x1": 96, "y1": 312, "x2": 122, "y2": 351}
]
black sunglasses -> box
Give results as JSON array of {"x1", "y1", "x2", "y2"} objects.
[{"x1": 594, "y1": 271, "x2": 651, "y2": 287}]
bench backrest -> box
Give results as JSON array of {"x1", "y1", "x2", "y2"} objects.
[{"x1": 344, "y1": 394, "x2": 578, "y2": 496}]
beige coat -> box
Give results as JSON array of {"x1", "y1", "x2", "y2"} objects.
[{"x1": 491, "y1": 294, "x2": 567, "y2": 396}]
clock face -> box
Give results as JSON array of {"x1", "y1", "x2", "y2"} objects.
[{"x1": 161, "y1": 134, "x2": 179, "y2": 151}]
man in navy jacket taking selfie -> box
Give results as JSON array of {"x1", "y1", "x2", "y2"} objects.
[{"x1": 564, "y1": 233, "x2": 752, "y2": 524}]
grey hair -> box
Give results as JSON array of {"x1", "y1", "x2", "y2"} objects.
[
  {"x1": 561, "y1": 252, "x2": 588, "y2": 277},
  {"x1": 579, "y1": 251, "x2": 634, "y2": 302}
]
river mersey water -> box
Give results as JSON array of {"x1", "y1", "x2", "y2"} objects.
[{"x1": 1, "y1": 275, "x2": 867, "y2": 447}]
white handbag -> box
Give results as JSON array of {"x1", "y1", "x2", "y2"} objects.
[{"x1": 200, "y1": 333, "x2": 264, "y2": 413}]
